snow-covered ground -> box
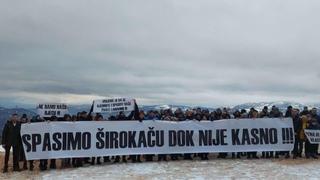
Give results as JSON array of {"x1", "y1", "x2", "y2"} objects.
[{"x1": 1, "y1": 158, "x2": 320, "y2": 179}]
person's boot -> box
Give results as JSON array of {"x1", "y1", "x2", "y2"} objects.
[
  {"x1": 247, "y1": 154, "x2": 252, "y2": 159},
  {"x1": 136, "y1": 156, "x2": 142, "y2": 163},
  {"x1": 50, "y1": 164, "x2": 56, "y2": 169},
  {"x1": 145, "y1": 155, "x2": 153, "y2": 162},
  {"x1": 29, "y1": 164, "x2": 34, "y2": 171},
  {"x1": 114, "y1": 156, "x2": 120, "y2": 163},
  {"x1": 84, "y1": 158, "x2": 90, "y2": 164},
  {"x1": 232, "y1": 153, "x2": 235, "y2": 159},
  {"x1": 253, "y1": 155, "x2": 259, "y2": 159},
  {"x1": 237, "y1": 153, "x2": 241, "y2": 159},
  {"x1": 3, "y1": 166, "x2": 8, "y2": 173},
  {"x1": 39, "y1": 165, "x2": 47, "y2": 171},
  {"x1": 306, "y1": 153, "x2": 310, "y2": 159},
  {"x1": 97, "y1": 158, "x2": 102, "y2": 165},
  {"x1": 311, "y1": 154, "x2": 318, "y2": 159},
  {"x1": 23, "y1": 162, "x2": 28, "y2": 170},
  {"x1": 13, "y1": 166, "x2": 21, "y2": 172},
  {"x1": 183, "y1": 155, "x2": 192, "y2": 160},
  {"x1": 104, "y1": 157, "x2": 110, "y2": 163}
]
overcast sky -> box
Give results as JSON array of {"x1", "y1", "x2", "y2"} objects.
[{"x1": 0, "y1": 0, "x2": 320, "y2": 107}]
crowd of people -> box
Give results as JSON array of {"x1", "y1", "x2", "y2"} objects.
[{"x1": 1, "y1": 104, "x2": 320, "y2": 173}]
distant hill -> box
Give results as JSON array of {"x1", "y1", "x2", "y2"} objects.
[{"x1": 231, "y1": 101, "x2": 307, "y2": 112}]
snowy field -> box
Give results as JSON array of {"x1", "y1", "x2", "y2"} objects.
[{"x1": 1, "y1": 158, "x2": 320, "y2": 179}]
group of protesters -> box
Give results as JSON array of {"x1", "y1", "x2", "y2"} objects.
[{"x1": 1, "y1": 103, "x2": 320, "y2": 173}]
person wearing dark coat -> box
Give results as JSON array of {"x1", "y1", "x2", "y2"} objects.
[
  {"x1": 291, "y1": 109, "x2": 303, "y2": 158},
  {"x1": 144, "y1": 111, "x2": 159, "y2": 162},
  {"x1": 2, "y1": 114, "x2": 21, "y2": 173},
  {"x1": 27, "y1": 115, "x2": 43, "y2": 171},
  {"x1": 19, "y1": 114, "x2": 28, "y2": 170},
  {"x1": 61, "y1": 114, "x2": 72, "y2": 168},
  {"x1": 48, "y1": 116, "x2": 58, "y2": 169},
  {"x1": 269, "y1": 106, "x2": 286, "y2": 158},
  {"x1": 259, "y1": 106, "x2": 273, "y2": 158},
  {"x1": 300, "y1": 106, "x2": 310, "y2": 116},
  {"x1": 217, "y1": 109, "x2": 230, "y2": 159},
  {"x1": 91, "y1": 114, "x2": 103, "y2": 165},
  {"x1": 305, "y1": 114, "x2": 320, "y2": 159},
  {"x1": 131, "y1": 108, "x2": 144, "y2": 163},
  {"x1": 285, "y1": 106, "x2": 293, "y2": 118},
  {"x1": 114, "y1": 101, "x2": 140, "y2": 163},
  {"x1": 310, "y1": 108, "x2": 320, "y2": 156},
  {"x1": 247, "y1": 108, "x2": 259, "y2": 159}
]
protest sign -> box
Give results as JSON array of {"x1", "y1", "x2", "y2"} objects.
[
  {"x1": 93, "y1": 98, "x2": 134, "y2": 113},
  {"x1": 21, "y1": 118, "x2": 294, "y2": 160},
  {"x1": 37, "y1": 103, "x2": 68, "y2": 118}
]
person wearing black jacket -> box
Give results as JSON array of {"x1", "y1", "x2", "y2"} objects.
[
  {"x1": 19, "y1": 114, "x2": 28, "y2": 170},
  {"x1": 292, "y1": 109, "x2": 302, "y2": 158},
  {"x1": 49, "y1": 116, "x2": 58, "y2": 169},
  {"x1": 305, "y1": 114, "x2": 320, "y2": 159},
  {"x1": 2, "y1": 113, "x2": 21, "y2": 173},
  {"x1": 27, "y1": 115, "x2": 43, "y2": 171},
  {"x1": 131, "y1": 108, "x2": 143, "y2": 163},
  {"x1": 114, "y1": 101, "x2": 140, "y2": 163}
]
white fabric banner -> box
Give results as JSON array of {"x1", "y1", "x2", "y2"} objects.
[
  {"x1": 37, "y1": 103, "x2": 68, "y2": 118},
  {"x1": 21, "y1": 118, "x2": 294, "y2": 160},
  {"x1": 93, "y1": 98, "x2": 134, "y2": 113},
  {"x1": 304, "y1": 129, "x2": 320, "y2": 144}
]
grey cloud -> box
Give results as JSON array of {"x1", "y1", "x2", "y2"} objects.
[{"x1": 0, "y1": 0, "x2": 320, "y2": 106}]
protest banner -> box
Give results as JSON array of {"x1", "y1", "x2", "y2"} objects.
[
  {"x1": 37, "y1": 103, "x2": 68, "y2": 118},
  {"x1": 93, "y1": 98, "x2": 134, "y2": 113},
  {"x1": 21, "y1": 118, "x2": 294, "y2": 160},
  {"x1": 304, "y1": 129, "x2": 320, "y2": 144}
]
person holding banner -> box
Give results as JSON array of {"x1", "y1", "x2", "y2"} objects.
[
  {"x1": 305, "y1": 114, "x2": 320, "y2": 159},
  {"x1": 247, "y1": 108, "x2": 260, "y2": 159},
  {"x1": 291, "y1": 109, "x2": 303, "y2": 159},
  {"x1": 144, "y1": 110, "x2": 160, "y2": 162},
  {"x1": 78, "y1": 111, "x2": 91, "y2": 166},
  {"x1": 113, "y1": 112, "x2": 129, "y2": 163},
  {"x1": 158, "y1": 109, "x2": 176, "y2": 162},
  {"x1": 2, "y1": 114, "x2": 22, "y2": 173},
  {"x1": 28, "y1": 115, "x2": 43, "y2": 171},
  {"x1": 131, "y1": 110, "x2": 145, "y2": 163},
  {"x1": 217, "y1": 108, "x2": 231, "y2": 159},
  {"x1": 310, "y1": 108, "x2": 320, "y2": 155},
  {"x1": 114, "y1": 100, "x2": 141, "y2": 163},
  {"x1": 49, "y1": 116, "x2": 58, "y2": 169},
  {"x1": 61, "y1": 114, "x2": 72, "y2": 168},
  {"x1": 269, "y1": 106, "x2": 285, "y2": 159},
  {"x1": 231, "y1": 110, "x2": 241, "y2": 159},
  {"x1": 259, "y1": 106, "x2": 273, "y2": 159},
  {"x1": 91, "y1": 114, "x2": 103, "y2": 165}
]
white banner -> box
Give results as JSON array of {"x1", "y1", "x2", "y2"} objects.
[
  {"x1": 37, "y1": 103, "x2": 68, "y2": 118},
  {"x1": 21, "y1": 118, "x2": 294, "y2": 160},
  {"x1": 93, "y1": 98, "x2": 134, "y2": 113},
  {"x1": 304, "y1": 129, "x2": 320, "y2": 144}
]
